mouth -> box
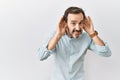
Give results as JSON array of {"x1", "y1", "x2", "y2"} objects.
[
  {"x1": 73, "y1": 29, "x2": 82, "y2": 33},
  {"x1": 66, "y1": 28, "x2": 82, "y2": 38},
  {"x1": 74, "y1": 31, "x2": 80, "y2": 35},
  {"x1": 71, "y1": 31, "x2": 80, "y2": 38},
  {"x1": 73, "y1": 29, "x2": 82, "y2": 34},
  {"x1": 72, "y1": 29, "x2": 82, "y2": 38}
]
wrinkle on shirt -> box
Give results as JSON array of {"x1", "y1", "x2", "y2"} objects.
[{"x1": 37, "y1": 31, "x2": 112, "y2": 80}]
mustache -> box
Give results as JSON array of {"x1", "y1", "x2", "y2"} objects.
[
  {"x1": 65, "y1": 27, "x2": 82, "y2": 36},
  {"x1": 72, "y1": 29, "x2": 82, "y2": 33}
]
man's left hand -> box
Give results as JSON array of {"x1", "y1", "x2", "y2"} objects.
[{"x1": 83, "y1": 16, "x2": 95, "y2": 35}]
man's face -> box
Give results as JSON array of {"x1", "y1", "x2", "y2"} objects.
[{"x1": 66, "y1": 13, "x2": 84, "y2": 38}]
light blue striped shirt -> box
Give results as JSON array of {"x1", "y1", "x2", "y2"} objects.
[{"x1": 38, "y1": 31, "x2": 111, "y2": 80}]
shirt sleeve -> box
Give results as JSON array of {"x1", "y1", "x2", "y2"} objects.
[
  {"x1": 37, "y1": 31, "x2": 56, "y2": 61},
  {"x1": 88, "y1": 40, "x2": 112, "y2": 57}
]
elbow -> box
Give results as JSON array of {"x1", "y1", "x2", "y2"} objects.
[
  {"x1": 37, "y1": 48, "x2": 49, "y2": 61},
  {"x1": 40, "y1": 58, "x2": 45, "y2": 61},
  {"x1": 105, "y1": 52, "x2": 112, "y2": 57},
  {"x1": 37, "y1": 47, "x2": 53, "y2": 61},
  {"x1": 103, "y1": 53, "x2": 111, "y2": 57},
  {"x1": 98, "y1": 47, "x2": 112, "y2": 57},
  {"x1": 99, "y1": 51, "x2": 112, "y2": 57},
  {"x1": 104, "y1": 49, "x2": 112, "y2": 57},
  {"x1": 39, "y1": 52, "x2": 51, "y2": 61},
  {"x1": 40, "y1": 57, "x2": 45, "y2": 61},
  {"x1": 40, "y1": 55, "x2": 49, "y2": 61}
]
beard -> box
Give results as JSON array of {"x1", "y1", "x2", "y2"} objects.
[
  {"x1": 72, "y1": 29, "x2": 82, "y2": 38},
  {"x1": 66, "y1": 27, "x2": 82, "y2": 38},
  {"x1": 72, "y1": 29, "x2": 82, "y2": 33}
]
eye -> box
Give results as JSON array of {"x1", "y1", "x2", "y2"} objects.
[
  {"x1": 79, "y1": 21, "x2": 83, "y2": 25},
  {"x1": 71, "y1": 23, "x2": 76, "y2": 25}
]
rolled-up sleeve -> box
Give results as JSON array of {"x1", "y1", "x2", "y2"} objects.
[
  {"x1": 88, "y1": 40, "x2": 112, "y2": 57},
  {"x1": 37, "y1": 31, "x2": 56, "y2": 61}
]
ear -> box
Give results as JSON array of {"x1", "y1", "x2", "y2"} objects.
[{"x1": 65, "y1": 26, "x2": 69, "y2": 34}]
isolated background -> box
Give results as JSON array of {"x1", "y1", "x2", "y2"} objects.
[{"x1": 0, "y1": 0, "x2": 119, "y2": 80}]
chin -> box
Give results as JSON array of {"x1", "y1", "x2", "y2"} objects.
[
  {"x1": 72, "y1": 32, "x2": 82, "y2": 38},
  {"x1": 73, "y1": 35, "x2": 80, "y2": 38}
]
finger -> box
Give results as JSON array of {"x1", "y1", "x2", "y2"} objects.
[
  {"x1": 87, "y1": 16, "x2": 90, "y2": 22},
  {"x1": 84, "y1": 21, "x2": 89, "y2": 27},
  {"x1": 88, "y1": 16, "x2": 92, "y2": 23},
  {"x1": 59, "y1": 17, "x2": 65, "y2": 28},
  {"x1": 59, "y1": 16, "x2": 64, "y2": 24},
  {"x1": 86, "y1": 16, "x2": 91, "y2": 26},
  {"x1": 84, "y1": 16, "x2": 89, "y2": 25},
  {"x1": 84, "y1": 16, "x2": 87, "y2": 23},
  {"x1": 61, "y1": 22, "x2": 67, "y2": 30},
  {"x1": 88, "y1": 16, "x2": 94, "y2": 26}
]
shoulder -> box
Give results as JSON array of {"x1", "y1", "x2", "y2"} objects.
[
  {"x1": 81, "y1": 31, "x2": 92, "y2": 41},
  {"x1": 82, "y1": 31, "x2": 90, "y2": 38}
]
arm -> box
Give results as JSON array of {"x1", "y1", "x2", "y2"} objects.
[
  {"x1": 83, "y1": 16, "x2": 105, "y2": 46},
  {"x1": 37, "y1": 32, "x2": 56, "y2": 61},
  {"x1": 84, "y1": 16, "x2": 112, "y2": 57},
  {"x1": 47, "y1": 16, "x2": 67, "y2": 50},
  {"x1": 37, "y1": 17, "x2": 67, "y2": 61},
  {"x1": 88, "y1": 39, "x2": 112, "y2": 57}
]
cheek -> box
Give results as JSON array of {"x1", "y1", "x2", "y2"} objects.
[
  {"x1": 68, "y1": 26, "x2": 74, "y2": 33},
  {"x1": 67, "y1": 24, "x2": 73, "y2": 30}
]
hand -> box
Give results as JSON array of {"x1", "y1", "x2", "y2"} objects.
[
  {"x1": 83, "y1": 16, "x2": 95, "y2": 35},
  {"x1": 56, "y1": 16, "x2": 67, "y2": 37}
]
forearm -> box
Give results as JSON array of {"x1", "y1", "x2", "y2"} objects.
[
  {"x1": 92, "y1": 35, "x2": 105, "y2": 46},
  {"x1": 47, "y1": 33, "x2": 61, "y2": 50},
  {"x1": 88, "y1": 30, "x2": 105, "y2": 46},
  {"x1": 88, "y1": 35, "x2": 112, "y2": 57}
]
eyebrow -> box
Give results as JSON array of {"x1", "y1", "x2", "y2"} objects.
[
  {"x1": 71, "y1": 20, "x2": 77, "y2": 22},
  {"x1": 71, "y1": 20, "x2": 84, "y2": 23}
]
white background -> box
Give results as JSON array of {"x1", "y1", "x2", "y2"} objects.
[{"x1": 0, "y1": 0, "x2": 119, "y2": 80}]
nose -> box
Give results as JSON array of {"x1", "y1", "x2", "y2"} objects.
[
  {"x1": 75, "y1": 24, "x2": 82, "y2": 30},
  {"x1": 75, "y1": 24, "x2": 80, "y2": 30}
]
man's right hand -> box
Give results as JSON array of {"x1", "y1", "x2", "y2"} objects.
[
  {"x1": 47, "y1": 17, "x2": 67, "y2": 50},
  {"x1": 56, "y1": 16, "x2": 67, "y2": 38}
]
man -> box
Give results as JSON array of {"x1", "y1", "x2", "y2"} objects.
[{"x1": 38, "y1": 6, "x2": 111, "y2": 80}]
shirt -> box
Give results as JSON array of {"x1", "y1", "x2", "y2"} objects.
[{"x1": 37, "y1": 31, "x2": 111, "y2": 80}]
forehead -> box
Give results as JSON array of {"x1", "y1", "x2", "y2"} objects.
[{"x1": 67, "y1": 13, "x2": 84, "y2": 22}]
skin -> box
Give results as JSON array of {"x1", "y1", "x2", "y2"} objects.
[
  {"x1": 66, "y1": 13, "x2": 84, "y2": 38},
  {"x1": 47, "y1": 13, "x2": 105, "y2": 50}
]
